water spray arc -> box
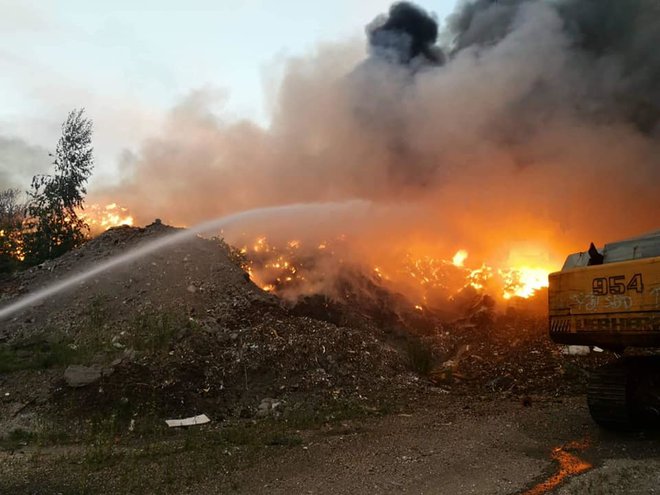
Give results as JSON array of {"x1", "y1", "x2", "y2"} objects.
[{"x1": 0, "y1": 202, "x2": 360, "y2": 321}]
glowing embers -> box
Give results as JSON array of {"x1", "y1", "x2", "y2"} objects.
[
  {"x1": 523, "y1": 438, "x2": 592, "y2": 495},
  {"x1": 80, "y1": 203, "x2": 134, "y2": 234},
  {"x1": 239, "y1": 236, "x2": 328, "y2": 296},
  {"x1": 0, "y1": 228, "x2": 25, "y2": 261}
]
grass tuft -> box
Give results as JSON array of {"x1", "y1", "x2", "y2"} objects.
[{"x1": 0, "y1": 337, "x2": 82, "y2": 373}]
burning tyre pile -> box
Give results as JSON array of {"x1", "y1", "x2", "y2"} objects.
[{"x1": 0, "y1": 222, "x2": 609, "y2": 432}]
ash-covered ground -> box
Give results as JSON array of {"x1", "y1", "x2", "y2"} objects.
[{"x1": 0, "y1": 224, "x2": 628, "y2": 494}]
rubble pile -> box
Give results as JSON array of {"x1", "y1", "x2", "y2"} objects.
[
  {"x1": 75, "y1": 314, "x2": 406, "y2": 418},
  {"x1": 426, "y1": 315, "x2": 612, "y2": 397}
]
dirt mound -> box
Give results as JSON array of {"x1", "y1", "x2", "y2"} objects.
[{"x1": 1, "y1": 222, "x2": 271, "y2": 340}]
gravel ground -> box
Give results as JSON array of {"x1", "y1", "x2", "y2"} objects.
[
  {"x1": 2, "y1": 393, "x2": 659, "y2": 494},
  {"x1": 218, "y1": 395, "x2": 660, "y2": 495}
]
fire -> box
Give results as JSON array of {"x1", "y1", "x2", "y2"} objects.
[
  {"x1": 1, "y1": 202, "x2": 134, "y2": 263},
  {"x1": 466, "y1": 264, "x2": 493, "y2": 291},
  {"x1": 0, "y1": 228, "x2": 25, "y2": 261},
  {"x1": 452, "y1": 249, "x2": 468, "y2": 267},
  {"x1": 236, "y1": 235, "x2": 553, "y2": 305},
  {"x1": 80, "y1": 203, "x2": 134, "y2": 234},
  {"x1": 523, "y1": 438, "x2": 592, "y2": 495},
  {"x1": 498, "y1": 247, "x2": 554, "y2": 300},
  {"x1": 500, "y1": 267, "x2": 550, "y2": 300},
  {"x1": 396, "y1": 249, "x2": 550, "y2": 303},
  {"x1": 237, "y1": 236, "x2": 309, "y2": 295}
]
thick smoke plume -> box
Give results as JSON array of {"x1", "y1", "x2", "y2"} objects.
[
  {"x1": 95, "y1": 0, "x2": 660, "y2": 300},
  {"x1": 368, "y1": 2, "x2": 442, "y2": 65}
]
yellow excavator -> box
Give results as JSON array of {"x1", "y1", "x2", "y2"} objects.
[{"x1": 548, "y1": 231, "x2": 660, "y2": 429}]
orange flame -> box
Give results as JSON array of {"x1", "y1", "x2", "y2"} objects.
[
  {"x1": 452, "y1": 249, "x2": 468, "y2": 267},
  {"x1": 0, "y1": 228, "x2": 25, "y2": 261},
  {"x1": 523, "y1": 438, "x2": 592, "y2": 495},
  {"x1": 80, "y1": 203, "x2": 134, "y2": 235}
]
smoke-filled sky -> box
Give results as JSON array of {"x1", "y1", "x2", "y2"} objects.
[
  {"x1": 0, "y1": 0, "x2": 452, "y2": 190},
  {"x1": 2, "y1": 0, "x2": 659, "y2": 275}
]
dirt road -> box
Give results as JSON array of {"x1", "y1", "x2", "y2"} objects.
[{"x1": 227, "y1": 394, "x2": 660, "y2": 495}]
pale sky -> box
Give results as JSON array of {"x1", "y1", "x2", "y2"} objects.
[{"x1": 0, "y1": 0, "x2": 456, "y2": 189}]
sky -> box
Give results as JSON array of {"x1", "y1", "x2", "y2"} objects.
[{"x1": 0, "y1": 0, "x2": 456, "y2": 190}]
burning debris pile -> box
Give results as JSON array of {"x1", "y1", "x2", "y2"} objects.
[
  {"x1": 1, "y1": 222, "x2": 606, "y2": 427},
  {"x1": 235, "y1": 233, "x2": 551, "y2": 312}
]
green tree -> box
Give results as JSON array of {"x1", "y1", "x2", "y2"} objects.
[
  {"x1": 23, "y1": 109, "x2": 94, "y2": 266},
  {"x1": 0, "y1": 188, "x2": 26, "y2": 274}
]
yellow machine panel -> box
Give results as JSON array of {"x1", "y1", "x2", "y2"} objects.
[{"x1": 549, "y1": 256, "x2": 660, "y2": 348}]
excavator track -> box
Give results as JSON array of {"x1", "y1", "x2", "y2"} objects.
[
  {"x1": 588, "y1": 357, "x2": 660, "y2": 430},
  {"x1": 587, "y1": 360, "x2": 632, "y2": 430}
]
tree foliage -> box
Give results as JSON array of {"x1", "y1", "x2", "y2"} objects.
[
  {"x1": 23, "y1": 109, "x2": 94, "y2": 266},
  {"x1": 0, "y1": 189, "x2": 26, "y2": 274}
]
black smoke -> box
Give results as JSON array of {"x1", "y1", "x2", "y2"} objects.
[
  {"x1": 448, "y1": 0, "x2": 660, "y2": 132},
  {"x1": 368, "y1": 2, "x2": 444, "y2": 66}
]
